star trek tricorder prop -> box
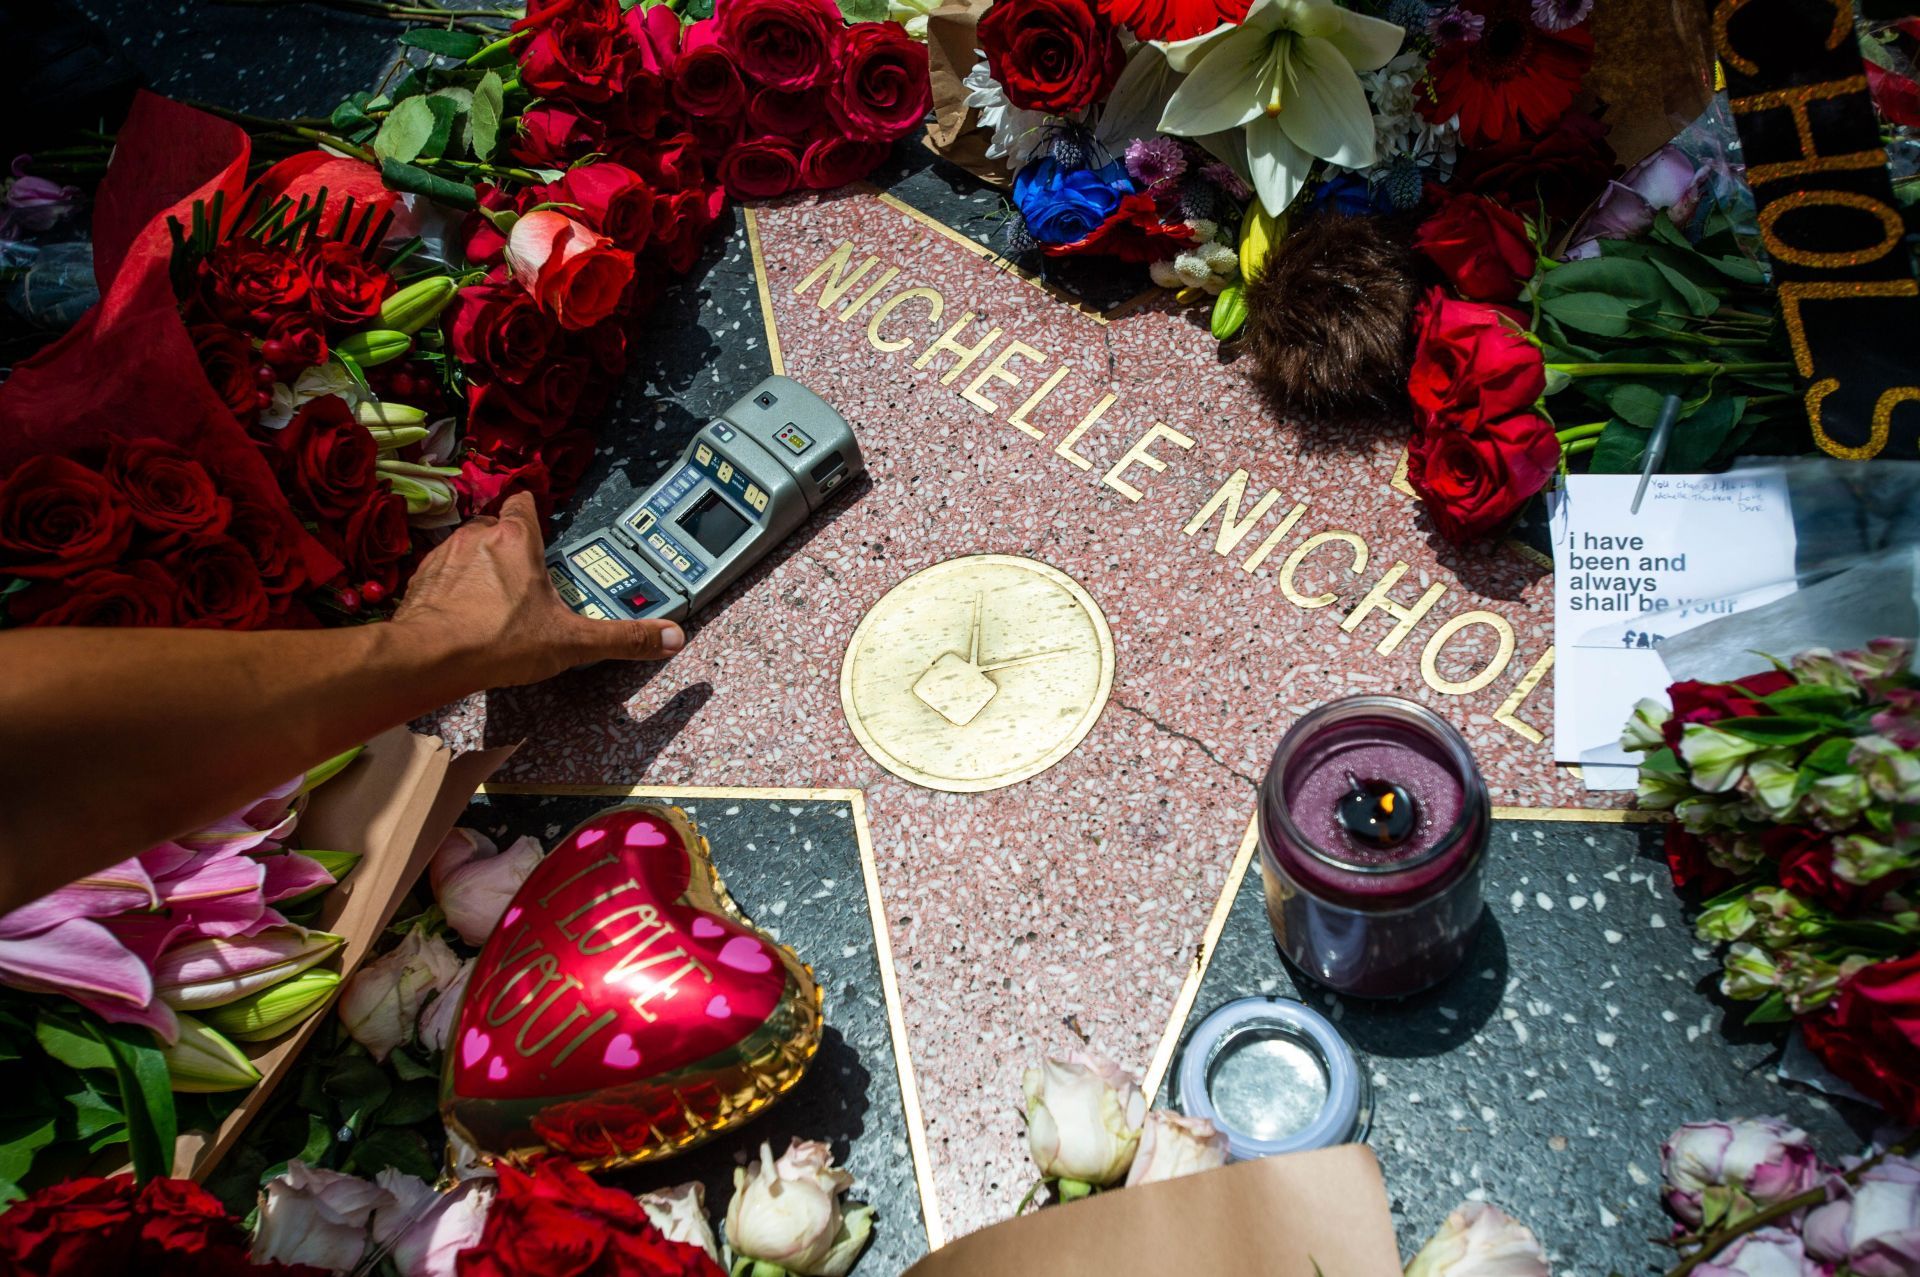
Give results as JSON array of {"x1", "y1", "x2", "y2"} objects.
[{"x1": 546, "y1": 376, "x2": 863, "y2": 621}]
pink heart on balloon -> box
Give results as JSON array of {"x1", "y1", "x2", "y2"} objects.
[
  {"x1": 691, "y1": 917, "x2": 725, "y2": 939},
  {"x1": 718, "y1": 935, "x2": 773, "y2": 973},
  {"x1": 462, "y1": 1028, "x2": 491, "y2": 1068},
  {"x1": 602, "y1": 1033, "x2": 642, "y2": 1069},
  {"x1": 705, "y1": 995, "x2": 732, "y2": 1019},
  {"x1": 576, "y1": 828, "x2": 606, "y2": 848},
  {"x1": 624, "y1": 821, "x2": 668, "y2": 848},
  {"x1": 488, "y1": 1056, "x2": 509, "y2": 1082},
  {"x1": 502, "y1": 907, "x2": 521, "y2": 928}
]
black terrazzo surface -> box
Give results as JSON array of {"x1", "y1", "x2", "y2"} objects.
[
  {"x1": 34, "y1": 9, "x2": 1882, "y2": 1269},
  {"x1": 468, "y1": 791, "x2": 927, "y2": 1272}
]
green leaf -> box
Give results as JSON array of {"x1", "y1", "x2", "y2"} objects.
[
  {"x1": 1743, "y1": 991, "x2": 1794, "y2": 1025},
  {"x1": 1537, "y1": 256, "x2": 1679, "y2": 309},
  {"x1": 89, "y1": 1021, "x2": 177, "y2": 1183},
  {"x1": 1589, "y1": 420, "x2": 1649, "y2": 473},
  {"x1": 1798, "y1": 735, "x2": 1857, "y2": 776},
  {"x1": 1715, "y1": 717, "x2": 1831, "y2": 746},
  {"x1": 374, "y1": 1078, "x2": 441, "y2": 1127},
  {"x1": 1761, "y1": 685, "x2": 1858, "y2": 719},
  {"x1": 345, "y1": 1127, "x2": 438, "y2": 1180},
  {"x1": 1606, "y1": 383, "x2": 1674, "y2": 428},
  {"x1": 1665, "y1": 396, "x2": 1744, "y2": 471},
  {"x1": 400, "y1": 28, "x2": 488, "y2": 58},
  {"x1": 1542, "y1": 291, "x2": 1636, "y2": 337},
  {"x1": 62, "y1": 1076, "x2": 127, "y2": 1140},
  {"x1": 378, "y1": 158, "x2": 479, "y2": 210},
  {"x1": 470, "y1": 71, "x2": 505, "y2": 163},
  {"x1": 37, "y1": 1018, "x2": 113, "y2": 1071},
  {"x1": 373, "y1": 95, "x2": 439, "y2": 165},
  {"x1": 837, "y1": 0, "x2": 887, "y2": 18},
  {"x1": 423, "y1": 89, "x2": 472, "y2": 161},
  {"x1": 299, "y1": 1112, "x2": 337, "y2": 1165},
  {"x1": 1651, "y1": 258, "x2": 1718, "y2": 317},
  {"x1": 0, "y1": 1110, "x2": 58, "y2": 1186},
  {"x1": 389, "y1": 1049, "x2": 438, "y2": 1082}
]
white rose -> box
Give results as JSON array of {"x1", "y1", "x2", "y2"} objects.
[
  {"x1": 1023, "y1": 1052, "x2": 1146, "y2": 1187},
  {"x1": 431, "y1": 830, "x2": 542, "y2": 946},
  {"x1": 725, "y1": 1140, "x2": 875, "y2": 1277},
  {"x1": 253, "y1": 1160, "x2": 391, "y2": 1273},
  {"x1": 637, "y1": 1181, "x2": 721, "y2": 1263},
  {"x1": 1124, "y1": 1110, "x2": 1229, "y2": 1187},
  {"x1": 370, "y1": 1170, "x2": 495, "y2": 1277},
  {"x1": 1405, "y1": 1202, "x2": 1550, "y2": 1277},
  {"x1": 417, "y1": 957, "x2": 474, "y2": 1056},
  {"x1": 337, "y1": 928, "x2": 461, "y2": 1061}
]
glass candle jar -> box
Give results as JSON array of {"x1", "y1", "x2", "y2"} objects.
[
  {"x1": 1174, "y1": 997, "x2": 1369, "y2": 1160},
  {"x1": 1259, "y1": 696, "x2": 1489, "y2": 998}
]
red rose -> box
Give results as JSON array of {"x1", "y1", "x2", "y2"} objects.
[
  {"x1": 0, "y1": 1175, "x2": 138, "y2": 1273},
  {"x1": 466, "y1": 382, "x2": 549, "y2": 461},
  {"x1": 1662, "y1": 826, "x2": 1736, "y2": 897},
  {"x1": 719, "y1": 137, "x2": 801, "y2": 200},
  {"x1": 1662, "y1": 670, "x2": 1793, "y2": 752},
  {"x1": 622, "y1": 131, "x2": 707, "y2": 193},
  {"x1": 827, "y1": 20, "x2": 930, "y2": 142},
  {"x1": 495, "y1": 354, "x2": 590, "y2": 427},
  {"x1": 10, "y1": 562, "x2": 178, "y2": 628},
  {"x1": 978, "y1": 0, "x2": 1125, "y2": 114},
  {"x1": 674, "y1": 20, "x2": 747, "y2": 117},
  {"x1": 622, "y1": 0, "x2": 683, "y2": 72},
  {"x1": 580, "y1": 319, "x2": 628, "y2": 376},
  {"x1": 451, "y1": 280, "x2": 558, "y2": 385},
  {"x1": 461, "y1": 188, "x2": 520, "y2": 269},
  {"x1": 343, "y1": 488, "x2": 411, "y2": 594},
  {"x1": 456, "y1": 454, "x2": 553, "y2": 518},
  {"x1": 1803, "y1": 953, "x2": 1920, "y2": 1126},
  {"x1": 716, "y1": 0, "x2": 841, "y2": 92},
  {"x1": 161, "y1": 535, "x2": 271, "y2": 630},
  {"x1": 1452, "y1": 111, "x2": 1617, "y2": 222},
  {"x1": 274, "y1": 395, "x2": 378, "y2": 520},
  {"x1": 799, "y1": 134, "x2": 888, "y2": 190},
  {"x1": 132, "y1": 1178, "x2": 236, "y2": 1256},
  {"x1": 303, "y1": 241, "x2": 392, "y2": 326},
  {"x1": 456, "y1": 1160, "x2": 723, "y2": 1277},
  {"x1": 507, "y1": 210, "x2": 636, "y2": 330},
  {"x1": 749, "y1": 85, "x2": 829, "y2": 138},
  {"x1": 542, "y1": 427, "x2": 599, "y2": 494},
  {"x1": 1407, "y1": 405, "x2": 1560, "y2": 542},
  {"x1": 104, "y1": 437, "x2": 232, "y2": 546},
  {"x1": 514, "y1": 104, "x2": 604, "y2": 168},
  {"x1": 0, "y1": 455, "x2": 133, "y2": 579},
  {"x1": 198, "y1": 242, "x2": 311, "y2": 327},
  {"x1": 546, "y1": 164, "x2": 657, "y2": 253},
  {"x1": 1768, "y1": 826, "x2": 1895, "y2": 914},
  {"x1": 1406, "y1": 288, "x2": 1545, "y2": 428},
  {"x1": 190, "y1": 323, "x2": 267, "y2": 425},
  {"x1": 520, "y1": 3, "x2": 623, "y2": 103},
  {"x1": 1414, "y1": 194, "x2": 1535, "y2": 303},
  {"x1": 656, "y1": 186, "x2": 726, "y2": 273},
  {"x1": 262, "y1": 309, "x2": 329, "y2": 373},
  {"x1": 225, "y1": 499, "x2": 311, "y2": 599}
]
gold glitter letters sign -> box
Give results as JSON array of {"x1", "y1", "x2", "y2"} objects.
[{"x1": 1716, "y1": 0, "x2": 1920, "y2": 458}]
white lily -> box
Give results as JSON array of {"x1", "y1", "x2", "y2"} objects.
[{"x1": 1155, "y1": 0, "x2": 1403, "y2": 216}]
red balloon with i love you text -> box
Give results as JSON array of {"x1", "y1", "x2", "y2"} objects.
[{"x1": 439, "y1": 804, "x2": 823, "y2": 1170}]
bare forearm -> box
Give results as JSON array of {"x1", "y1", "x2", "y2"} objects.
[{"x1": 0, "y1": 618, "x2": 478, "y2": 910}]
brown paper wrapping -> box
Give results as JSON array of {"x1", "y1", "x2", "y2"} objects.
[
  {"x1": 905, "y1": 1145, "x2": 1403, "y2": 1276},
  {"x1": 170, "y1": 727, "x2": 516, "y2": 1179},
  {"x1": 924, "y1": 0, "x2": 1012, "y2": 189}
]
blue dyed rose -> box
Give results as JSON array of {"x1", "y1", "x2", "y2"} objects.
[
  {"x1": 1013, "y1": 159, "x2": 1133, "y2": 245},
  {"x1": 1311, "y1": 172, "x2": 1395, "y2": 218}
]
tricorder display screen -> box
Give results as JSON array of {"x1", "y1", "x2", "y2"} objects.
[{"x1": 678, "y1": 489, "x2": 752, "y2": 557}]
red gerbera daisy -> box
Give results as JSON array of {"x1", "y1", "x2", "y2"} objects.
[
  {"x1": 1419, "y1": 0, "x2": 1594, "y2": 148},
  {"x1": 1098, "y1": 0, "x2": 1249, "y2": 43}
]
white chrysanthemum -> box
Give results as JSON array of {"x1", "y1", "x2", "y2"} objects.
[
  {"x1": 1186, "y1": 217, "x2": 1220, "y2": 243},
  {"x1": 1149, "y1": 258, "x2": 1184, "y2": 290},
  {"x1": 1198, "y1": 240, "x2": 1238, "y2": 277},
  {"x1": 1334, "y1": 49, "x2": 1459, "y2": 179},
  {"x1": 964, "y1": 57, "x2": 1055, "y2": 172},
  {"x1": 1172, "y1": 252, "x2": 1213, "y2": 289}
]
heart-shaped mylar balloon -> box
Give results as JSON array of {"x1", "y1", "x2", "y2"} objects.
[{"x1": 439, "y1": 804, "x2": 822, "y2": 1170}]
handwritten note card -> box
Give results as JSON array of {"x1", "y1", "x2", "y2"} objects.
[{"x1": 1550, "y1": 474, "x2": 1799, "y2": 789}]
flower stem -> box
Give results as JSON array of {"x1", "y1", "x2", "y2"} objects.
[
  {"x1": 1555, "y1": 421, "x2": 1608, "y2": 443},
  {"x1": 1547, "y1": 362, "x2": 1793, "y2": 378},
  {"x1": 1563, "y1": 437, "x2": 1599, "y2": 456}
]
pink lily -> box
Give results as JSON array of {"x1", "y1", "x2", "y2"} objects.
[
  {"x1": 0, "y1": 908, "x2": 177, "y2": 1041},
  {"x1": 153, "y1": 925, "x2": 344, "y2": 1009},
  {"x1": 259, "y1": 852, "x2": 336, "y2": 905}
]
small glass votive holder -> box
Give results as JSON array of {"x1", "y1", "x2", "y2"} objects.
[{"x1": 1174, "y1": 997, "x2": 1369, "y2": 1160}]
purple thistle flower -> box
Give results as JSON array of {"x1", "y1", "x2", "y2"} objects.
[
  {"x1": 1529, "y1": 0, "x2": 1592, "y2": 30},
  {"x1": 1125, "y1": 136, "x2": 1188, "y2": 191},
  {"x1": 1426, "y1": 5, "x2": 1484, "y2": 42},
  {"x1": 1199, "y1": 160, "x2": 1251, "y2": 203}
]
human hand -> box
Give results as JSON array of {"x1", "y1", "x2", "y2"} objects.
[{"x1": 392, "y1": 492, "x2": 684, "y2": 687}]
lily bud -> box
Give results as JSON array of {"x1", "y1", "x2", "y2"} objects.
[
  {"x1": 1124, "y1": 1111, "x2": 1229, "y2": 1186},
  {"x1": 725, "y1": 1140, "x2": 873, "y2": 1277},
  {"x1": 153, "y1": 927, "x2": 344, "y2": 1009},
  {"x1": 202, "y1": 968, "x2": 342, "y2": 1042},
  {"x1": 376, "y1": 276, "x2": 458, "y2": 335},
  {"x1": 355, "y1": 400, "x2": 428, "y2": 428},
  {"x1": 163, "y1": 1013, "x2": 264, "y2": 1092},
  {"x1": 336, "y1": 330, "x2": 412, "y2": 368},
  {"x1": 1023, "y1": 1052, "x2": 1146, "y2": 1188},
  {"x1": 1404, "y1": 1202, "x2": 1547, "y2": 1277},
  {"x1": 364, "y1": 424, "x2": 433, "y2": 451},
  {"x1": 280, "y1": 850, "x2": 360, "y2": 907},
  {"x1": 299, "y1": 745, "x2": 364, "y2": 795},
  {"x1": 382, "y1": 473, "x2": 460, "y2": 520}
]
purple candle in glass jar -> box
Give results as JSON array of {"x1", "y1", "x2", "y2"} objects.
[{"x1": 1258, "y1": 696, "x2": 1489, "y2": 998}]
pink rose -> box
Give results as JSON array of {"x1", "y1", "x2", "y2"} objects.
[{"x1": 506, "y1": 210, "x2": 635, "y2": 330}]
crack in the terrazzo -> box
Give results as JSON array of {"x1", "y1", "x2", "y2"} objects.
[{"x1": 1110, "y1": 700, "x2": 1260, "y2": 787}]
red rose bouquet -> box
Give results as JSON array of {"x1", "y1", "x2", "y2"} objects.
[
  {"x1": 0, "y1": 1174, "x2": 324, "y2": 1277},
  {"x1": 1622, "y1": 638, "x2": 1920, "y2": 1126}
]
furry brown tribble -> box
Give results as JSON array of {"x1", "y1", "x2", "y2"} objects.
[{"x1": 1240, "y1": 211, "x2": 1428, "y2": 427}]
